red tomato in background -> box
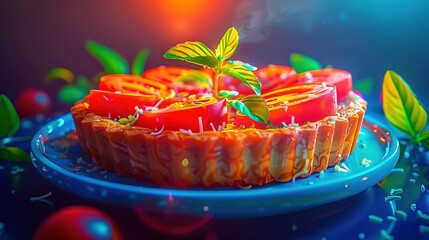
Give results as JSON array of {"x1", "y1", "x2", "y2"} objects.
[
  {"x1": 235, "y1": 83, "x2": 337, "y2": 128},
  {"x1": 15, "y1": 88, "x2": 51, "y2": 118},
  {"x1": 34, "y1": 206, "x2": 122, "y2": 240}
]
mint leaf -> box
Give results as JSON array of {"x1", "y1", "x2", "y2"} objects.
[
  {"x1": 85, "y1": 40, "x2": 129, "y2": 74},
  {"x1": 0, "y1": 95, "x2": 20, "y2": 137},
  {"x1": 164, "y1": 41, "x2": 218, "y2": 68},
  {"x1": 228, "y1": 95, "x2": 269, "y2": 123}
]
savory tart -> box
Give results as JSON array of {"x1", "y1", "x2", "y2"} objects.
[{"x1": 71, "y1": 27, "x2": 366, "y2": 187}]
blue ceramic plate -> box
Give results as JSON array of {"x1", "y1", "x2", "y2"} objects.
[{"x1": 31, "y1": 113, "x2": 399, "y2": 217}]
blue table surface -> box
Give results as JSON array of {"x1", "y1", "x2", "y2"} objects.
[{"x1": 1, "y1": 96, "x2": 429, "y2": 240}]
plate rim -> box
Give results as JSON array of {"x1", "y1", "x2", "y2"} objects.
[{"x1": 31, "y1": 113, "x2": 400, "y2": 200}]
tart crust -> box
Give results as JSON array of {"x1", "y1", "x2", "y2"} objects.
[{"x1": 71, "y1": 92, "x2": 366, "y2": 187}]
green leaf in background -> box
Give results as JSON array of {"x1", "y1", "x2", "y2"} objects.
[
  {"x1": 58, "y1": 84, "x2": 90, "y2": 105},
  {"x1": 422, "y1": 137, "x2": 429, "y2": 149},
  {"x1": 44, "y1": 67, "x2": 75, "y2": 84},
  {"x1": 75, "y1": 75, "x2": 92, "y2": 89},
  {"x1": 289, "y1": 53, "x2": 322, "y2": 74},
  {"x1": 219, "y1": 90, "x2": 239, "y2": 98},
  {"x1": 0, "y1": 95, "x2": 20, "y2": 137},
  {"x1": 215, "y1": 27, "x2": 239, "y2": 61},
  {"x1": 354, "y1": 77, "x2": 374, "y2": 95},
  {"x1": 0, "y1": 146, "x2": 31, "y2": 163},
  {"x1": 85, "y1": 40, "x2": 129, "y2": 74},
  {"x1": 228, "y1": 95, "x2": 269, "y2": 123},
  {"x1": 418, "y1": 130, "x2": 429, "y2": 142},
  {"x1": 221, "y1": 63, "x2": 261, "y2": 95},
  {"x1": 132, "y1": 48, "x2": 149, "y2": 76},
  {"x1": 164, "y1": 41, "x2": 218, "y2": 68},
  {"x1": 418, "y1": 130, "x2": 429, "y2": 149},
  {"x1": 177, "y1": 70, "x2": 213, "y2": 88},
  {"x1": 382, "y1": 70, "x2": 427, "y2": 138}
]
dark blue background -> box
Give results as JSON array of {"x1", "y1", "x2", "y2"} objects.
[{"x1": 1, "y1": 0, "x2": 428, "y2": 109}]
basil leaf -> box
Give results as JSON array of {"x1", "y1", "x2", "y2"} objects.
[
  {"x1": 228, "y1": 60, "x2": 257, "y2": 71},
  {"x1": 164, "y1": 41, "x2": 218, "y2": 68},
  {"x1": 44, "y1": 67, "x2": 75, "y2": 84},
  {"x1": 0, "y1": 95, "x2": 20, "y2": 137},
  {"x1": 85, "y1": 40, "x2": 129, "y2": 74},
  {"x1": 228, "y1": 95, "x2": 269, "y2": 123},
  {"x1": 132, "y1": 48, "x2": 149, "y2": 76},
  {"x1": 0, "y1": 146, "x2": 31, "y2": 163},
  {"x1": 221, "y1": 63, "x2": 261, "y2": 95},
  {"x1": 177, "y1": 70, "x2": 213, "y2": 88},
  {"x1": 219, "y1": 90, "x2": 239, "y2": 99},
  {"x1": 215, "y1": 27, "x2": 239, "y2": 61},
  {"x1": 290, "y1": 53, "x2": 322, "y2": 74},
  {"x1": 382, "y1": 70, "x2": 427, "y2": 138}
]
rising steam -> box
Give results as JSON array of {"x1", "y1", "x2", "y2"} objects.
[{"x1": 233, "y1": 0, "x2": 323, "y2": 42}]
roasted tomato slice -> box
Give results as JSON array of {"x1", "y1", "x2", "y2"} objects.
[
  {"x1": 282, "y1": 68, "x2": 352, "y2": 101},
  {"x1": 136, "y1": 97, "x2": 227, "y2": 133},
  {"x1": 98, "y1": 74, "x2": 175, "y2": 97},
  {"x1": 219, "y1": 65, "x2": 296, "y2": 95},
  {"x1": 143, "y1": 66, "x2": 213, "y2": 97},
  {"x1": 235, "y1": 83, "x2": 337, "y2": 128},
  {"x1": 88, "y1": 90, "x2": 158, "y2": 118}
]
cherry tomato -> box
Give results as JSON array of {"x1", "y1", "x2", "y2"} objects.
[
  {"x1": 218, "y1": 65, "x2": 296, "y2": 95},
  {"x1": 235, "y1": 83, "x2": 337, "y2": 128},
  {"x1": 134, "y1": 205, "x2": 212, "y2": 236},
  {"x1": 283, "y1": 68, "x2": 352, "y2": 101},
  {"x1": 16, "y1": 88, "x2": 51, "y2": 118},
  {"x1": 136, "y1": 97, "x2": 227, "y2": 132},
  {"x1": 33, "y1": 206, "x2": 122, "y2": 240},
  {"x1": 143, "y1": 66, "x2": 212, "y2": 96}
]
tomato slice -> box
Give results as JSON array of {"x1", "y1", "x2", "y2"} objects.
[
  {"x1": 143, "y1": 66, "x2": 213, "y2": 97},
  {"x1": 219, "y1": 65, "x2": 296, "y2": 95},
  {"x1": 282, "y1": 68, "x2": 352, "y2": 101},
  {"x1": 98, "y1": 74, "x2": 175, "y2": 97},
  {"x1": 88, "y1": 90, "x2": 158, "y2": 118},
  {"x1": 136, "y1": 97, "x2": 227, "y2": 132},
  {"x1": 235, "y1": 83, "x2": 337, "y2": 128}
]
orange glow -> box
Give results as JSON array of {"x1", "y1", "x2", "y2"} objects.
[
  {"x1": 132, "y1": 1, "x2": 239, "y2": 44},
  {"x1": 159, "y1": 0, "x2": 206, "y2": 15}
]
